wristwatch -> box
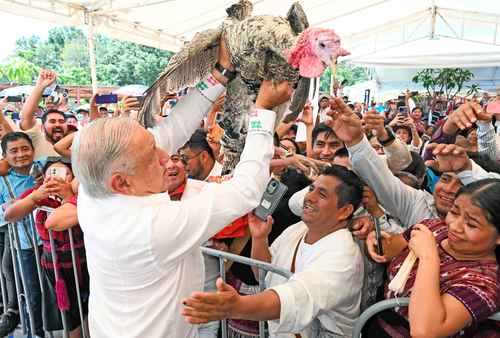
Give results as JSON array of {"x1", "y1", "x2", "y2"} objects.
[
  {"x1": 214, "y1": 62, "x2": 236, "y2": 82},
  {"x1": 378, "y1": 127, "x2": 396, "y2": 146}
]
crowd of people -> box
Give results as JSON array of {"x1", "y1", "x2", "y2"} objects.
[{"x1": 0, "y1": 39, "x2": 498, "y2": 338}]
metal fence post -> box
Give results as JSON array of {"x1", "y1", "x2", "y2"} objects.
[
  {"x1": 201, "y1": 247, "x2": 293, "y2": 338},
  {"x1": 7, "y1": 223, "x2": 26, "y2": 334},
  {"x1": 10, "y1": 222, "x2": 37, "y2": 335},
  {"x1": 48, "y1": 229, "x2": 69, "y2": 338},
  {"x1": 68, "y1": 227, "x2": 88, "y2": 338}
]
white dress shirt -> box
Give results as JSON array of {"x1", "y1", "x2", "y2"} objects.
[
  {"x1": 78, "y1": 77, "x2": 276, "y2": 338},
  {"x1": 266, "y1": 222, "x2": 364, "y2": 338}
]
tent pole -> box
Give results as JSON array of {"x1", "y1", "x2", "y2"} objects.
[
  {"x1": 86, "y1": 11, "x2": 98, "y2": 94},
  {"x1": 430, "y1": 5, "x2": 437, "y2": 39}
]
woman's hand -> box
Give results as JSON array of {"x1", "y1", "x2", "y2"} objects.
[{"x1": 409, "y1": 223, "x2": 438, "y2": 261}]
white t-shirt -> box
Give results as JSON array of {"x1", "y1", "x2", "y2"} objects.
[{"x1": 266, "y1": 222, "x2": 364, "y2": 338}]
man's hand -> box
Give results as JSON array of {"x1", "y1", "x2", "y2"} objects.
[
  {"x1": 425, "y1": 143, "x2": 472, "y2": 173},
  {"x1": 362, "y1": 186, "x2": 384, "y2": 218},
  {"x1": 30, "y1": 180, "x2": 59, "y2": 203},
  {"x1": 248, "y1": 213, "x2": 273, "y2": 240},
  {"x1": 328, "y1": 97, "x2": 363, "y2": 147},
  {"x1": 285, "y1": 154, "x2": 320, "y2": 177},
  {"x1": 297, "y1": 101, "x2": 314, "y2": 126},
  {"x1": 351, "y1": 215, "x2": 374, "y2": 240},
  {"x1": 363, "y1": 110, "x2": 387, "y2": 140},
  {"x1": 212, "y1": 37, "x2": 234, "y2": 85},
  {"x1": 121, "y1": 96, "x2": 141, "y2": 116},
  {"x1": 255, "y1": 80, "x2": 292, "y2": 110},
  {"x1": 182, "y1": 278, "x2": 240, "y2": 324},
  {"x1": 366, "y1": 230, "x2": 393, "y2": 263},
  {"x1": 52, "y1": 179, "x2": 75, "y2": 201},
  {"x1": 446, "y1": 102, "x2": 490, "y2": 130},
  {"x1": 35, "y1": 69, "x2": 57, "y2": 89}
]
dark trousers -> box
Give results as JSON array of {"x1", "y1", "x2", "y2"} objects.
[{"x1": 0, "y1": 229, "x2": 18, "y2": 311}]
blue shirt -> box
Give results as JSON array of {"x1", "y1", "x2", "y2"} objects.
[{"x1": 0, "y1": 160, "x2": 45, "y2": 249}]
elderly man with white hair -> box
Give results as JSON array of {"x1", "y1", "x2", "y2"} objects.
[{"x1": 72, "y1": 43, "x2": 293, "y2": 337}]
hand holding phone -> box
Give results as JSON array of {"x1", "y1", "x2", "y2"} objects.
[
  {"x1": 95, "y1": 94, "x2": 118, "y2": 104},
  {"x1": 254, "y1": 179, "x2": 288, "y2": 221},
  {"x1": 49, "y1": 167, "x2": 67, "y2": 180},
  {"x1": 373, "y1": 217, "x2": 384, "y2": 256}
]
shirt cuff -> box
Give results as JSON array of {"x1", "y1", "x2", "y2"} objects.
[
  {"x1": 194, "y1": 74, "x2": 225, "y2": 103},
  {"x1": 247, "y1": 109, "x2": 276, "y2": 137},
  {"x1": 457, "y1": 160, "x2": 484, "y2": 185}
]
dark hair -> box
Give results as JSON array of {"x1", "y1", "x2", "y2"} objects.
[
  {"x1": 334, "y1": 147, "x2": 349, "y2": 158},
  {"x1": 468, "y1": 152, "x2": 500, "y2": 175},
  {"x1": 457, "y1": 178, "x2": 500, "y2": 262},
  {"x1": 320, "y1": 164, "x2": 364, "y2": 217},
  {"x1": 395, "y1": 171, "x2": 421, "y2": 189},
  {"x1": 289, "y1": 124, "x2": 298, "y2": 136},
  {"x1": 1, "y1": 132, "x2": 34, "y2": 155},
  {"x1": 280, "y1": 138, "x2": 300, "y2": 154},
  {"x1": 402, "y1": 151, "x2": 426, "y2": 181},
  {"x1": 393, "y1": 125, "x2": 412, "y2": 144},
  {"x1": 42, "y1": 156, "x2": 72, "y2": 175},
  {"x1": 182, "y1": 129, "x2": 214, "y2": 159},
  {"x1": 312, "y1": 123, "x2": 336, "y2": 145},
  {"x1": 411, "y1": 106, "x2": 422, "y2": 113},
  {"x1": 42, "y1": 109, "x2": 66, "y2": 124}
]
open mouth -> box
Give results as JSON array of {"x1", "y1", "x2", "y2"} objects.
[
  {"x1": 303, "y1": 202, "x2": 316, "y2": 214},
  {"x1": 438, "y1": 194, "x2": 454, "y2": 204}
]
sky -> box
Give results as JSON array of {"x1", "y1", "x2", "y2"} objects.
[{"x1": 0, "y1": 12, "x2": 53, "y2": 62}]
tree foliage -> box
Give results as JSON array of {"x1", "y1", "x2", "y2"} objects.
[
  {"x1": 2, "y1": 26, "x2": 173, "y2": 86},
  {"x1": 319, "y1": 63, "x2": 368, "y2": 94},
  {"x1": 412, "y1": 68, "x2": 475, "y2": 100}
]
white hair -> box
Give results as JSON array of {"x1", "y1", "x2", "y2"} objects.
[{"x1": 71, "y1": 117, "x2": 139, "y2": 198}]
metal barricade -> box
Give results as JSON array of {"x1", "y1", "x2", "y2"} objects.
[
  {"x1": 0, "y1": 206, "x2": 87, "y2": 338},
  {"x1": 201, "y1": 247, "x2": 293, "y2": 338},
  {"x1": 351, "y1": 297, "x2": 500, "y2": 338},
  {"x1": 38, "y1": 205, "x2": 88, "y2": 338}
]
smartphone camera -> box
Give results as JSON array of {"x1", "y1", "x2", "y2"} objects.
[
  {"x1": 267, "y1": 180, "x2": 279, "y2": 194},
  {"x1": 95, "y1": 94, "x2": 118, "y2": 104}
]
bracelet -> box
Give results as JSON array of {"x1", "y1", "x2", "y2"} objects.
[{"x1": 214, "y1": 62, "x2": 236, "y2": 82}]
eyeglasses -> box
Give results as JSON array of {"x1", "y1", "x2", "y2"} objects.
[{"x1": 179, "y1": 151, "x2": 203, "y2": 164}]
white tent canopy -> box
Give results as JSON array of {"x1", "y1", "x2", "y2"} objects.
[
  {"x1": 1, "y1": 0, "x2": 499, "y2": 57},
  {"x1": 1, "y1": 0, "x2": 500, "y2": 92}
]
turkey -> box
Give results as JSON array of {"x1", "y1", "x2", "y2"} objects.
[{"x1": 138, "y1": 0, "x2": 349, "y2": 174}]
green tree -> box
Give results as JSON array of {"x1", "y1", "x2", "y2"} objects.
[
  {"x1": 0, "y1": 57, "x2": 39, "y2": 84},
  {"x1": 412, "y1": 68, "x2": 474, "y2": 100},
  {"x1": 8, "y1": 26, "x2": 173, "y2": 87},
  {"x1": 319, "y1": 63, "x2": 368, "y2": 93}
]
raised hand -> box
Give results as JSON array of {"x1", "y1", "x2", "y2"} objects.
[
  {"x1": 425, "y1": 143, "x2": 471, "y2": 173},
  {"x1": 255, "y1": 80, "x2": 292, "y2": 110},
  {"x1": 363, "y1": 110, "x2": 386, "y2": 138},
  {"x1": 448, "y1": 102, "x2": 491, "y2": 129},
  {"x1": 36, "y1": 69, "x2": 57, "y2": 89},
  {"x1": 248, "y1": 213, "x2": 273, "y2": 240},
  {"x1": 328, "y1": 97, "x2": 363, "y2": 147},
  {"x1": 409, "y1": 223, "x2": 438, "y2": 261}
]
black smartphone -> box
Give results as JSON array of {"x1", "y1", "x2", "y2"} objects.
[
  {"x1": 6, "y1": 96, "x2": 22, "y2": 103},
  {"x1": 374, "y1": 217, "x2": 384, "y2": 256},
  {"x1": 95, "y1": 94, "x2": 118, "y2": 104},
  {"x1": 398, "y1": 106, "x2": 409, "y2": 116},
  {"x1": 254, "y1": 179, "x2": 288, "y2": 221}
]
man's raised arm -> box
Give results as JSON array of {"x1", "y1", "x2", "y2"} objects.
[{"x1": 20, "y1": 69, "x2": 56, "y2": 131}]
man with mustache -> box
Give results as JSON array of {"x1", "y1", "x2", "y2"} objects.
[{"x1": 19, "y1": 69, "x2": 68, "y2": 160}]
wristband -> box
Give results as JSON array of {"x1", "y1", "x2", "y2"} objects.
[{"x1": 214, "y1": 62, "x2": 236, "y2": 82}]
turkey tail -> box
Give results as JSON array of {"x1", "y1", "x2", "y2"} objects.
[
  {"x1": 287, "y1": 76, "x2": 310, "y2": 119},
  {"x1": 226, "y1": 0, "x2": 253, "y2": 21},
  {"x1": 287, "y1": 2, "x2": 309, "y2": 34},
  {"x1": 138, "y1": 85, "x2": 160, "y2": 129}
]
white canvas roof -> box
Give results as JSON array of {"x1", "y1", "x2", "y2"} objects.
[{"x1": 0, "y1": 0, "x2": 498, "y2": 64}]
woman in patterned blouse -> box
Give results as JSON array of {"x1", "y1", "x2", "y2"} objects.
[{"x1": 366, "y1": 178, "x2": 500, "y2": 338}]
